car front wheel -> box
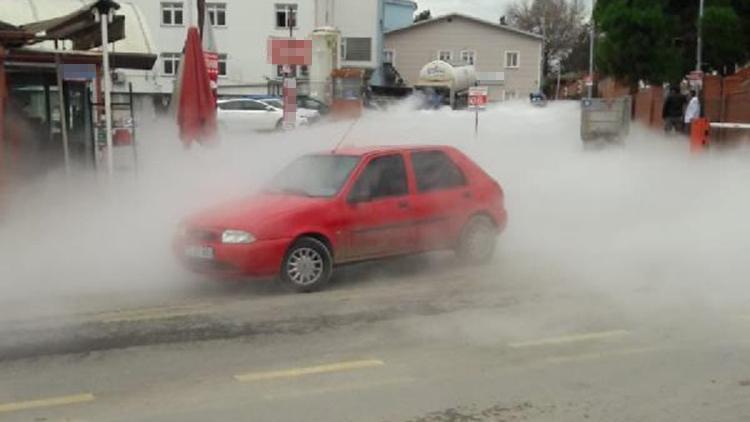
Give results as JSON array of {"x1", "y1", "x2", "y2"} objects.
[
  {"x1": 280, "y1": 237, "x2": 333, "y2": 292},
  {"x1": 456, "y1": 215, "x2": 498, "y2": 264}
]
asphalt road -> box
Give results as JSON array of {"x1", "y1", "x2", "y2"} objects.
[{"x1": 1, "y1": 250, "x2": 749, "y2": 422}]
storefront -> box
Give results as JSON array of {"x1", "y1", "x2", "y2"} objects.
[{"x1": 0, "y1": 1, "x2": 156, "y2": 183}]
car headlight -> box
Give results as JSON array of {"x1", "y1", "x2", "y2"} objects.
[{"x1": 221, "y1": 230, "x2": 256, "y2": 244}]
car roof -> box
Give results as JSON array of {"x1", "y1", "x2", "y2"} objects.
[{"x1": 327, "y1": 145, "x2": 456, "y2": 157}]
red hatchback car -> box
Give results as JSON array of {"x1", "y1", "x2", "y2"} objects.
[{"x1": 175, "y1": 146, "x2": 507, "y2": 292}]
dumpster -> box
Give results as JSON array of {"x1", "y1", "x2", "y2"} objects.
[{"x1": 580, "y1": 97, "x2": 631, "y2": 143}]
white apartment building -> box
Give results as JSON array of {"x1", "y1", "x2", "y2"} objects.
[{"x1": 122, "y1": 0, "x2": 412, "y2": 99}]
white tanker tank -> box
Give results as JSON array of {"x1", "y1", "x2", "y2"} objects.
[{"x1": 415, "y1": 60, "x2": 477, "y2": 108}]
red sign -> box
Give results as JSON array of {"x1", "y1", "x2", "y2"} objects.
[
  {"x1": 469, "y1": 86, "x2": 489, "y2": 108},
  {"x1": 204, "y1": 51, "x2": 219, "y2": 87},
  {"x1": 268, "y1": 39, "x2": 312, "y2": 66}
]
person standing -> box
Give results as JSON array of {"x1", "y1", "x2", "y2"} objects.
[
  {"x1": 684, "y1": 90, "x2": 701, "y2": 134},
  {"x1": 662, "y1": 86, "x2": 686, "y2": 134}
]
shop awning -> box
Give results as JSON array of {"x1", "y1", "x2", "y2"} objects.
[
  {"x1": 20, "y1": 1, "x2": 125, "y2": 50},
  {"x1": 6, "y1": 48, "x2": 156, "y2": 71}
]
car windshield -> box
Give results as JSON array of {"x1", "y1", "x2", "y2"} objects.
[{"x1": 267, "y1": 155, "x2": 360, "y2": 198}]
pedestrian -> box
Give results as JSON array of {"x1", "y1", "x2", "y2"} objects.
[
  {"x1": 662, "y1": 86, "x2": 686, "y2": 134},
  {"x1": 684, "y1": 90, "x2": 701, "y2": 135}
]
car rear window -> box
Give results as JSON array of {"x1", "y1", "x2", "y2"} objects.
[{"x1": 411, "y1": 150, "x2": 467, "y2": 192}]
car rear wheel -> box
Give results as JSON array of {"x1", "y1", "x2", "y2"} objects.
[
  {"x1": 280, "y1": 237, "x2": 333, "y2": 293},
  {"x1": 456, "y1": 215, "x2": 497, "y2": 264}
]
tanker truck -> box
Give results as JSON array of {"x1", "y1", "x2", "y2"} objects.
[{"x1": 414, "y1": 60, "x2": 477, "y2": 109}]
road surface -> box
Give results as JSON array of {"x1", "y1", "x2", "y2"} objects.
[{"x1": 1, "y1": 251, "x2": 749, "y2": 421}]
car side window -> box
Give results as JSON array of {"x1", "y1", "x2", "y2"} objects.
[
  {"x1": 411, "y1": 150, "x2": 467, "y2": 192},
  {"x1": 218, "y1": 101, "x2": 241, "y2": 111},
  {"x1": 240, "y1": 100, "x2": 267, "y2": 111},
  {"x1": 350, "y1": 154, "x2": 409, "y2": 201}
]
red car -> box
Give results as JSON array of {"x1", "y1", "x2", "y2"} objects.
[{"x1": 175, "y1": 145, "x2": 507, "y2": 292}]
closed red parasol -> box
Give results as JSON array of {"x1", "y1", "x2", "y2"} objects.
[{"x1": 177, "y1": 27, "x2": 216, "y2": 147}]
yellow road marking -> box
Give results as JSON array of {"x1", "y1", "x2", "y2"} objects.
[
  {"x1": 235, "y1": 359, "x2": 385, "y2": 382},
  {"x1": 0, "y1": 393, "x2": 95, "y2": 414},
  {"x1": 508, "y1": 330, "x2": 630, "y2": 349},
  {"x1": 263, "y1": 377, "x2": 415, "y2": 400}
]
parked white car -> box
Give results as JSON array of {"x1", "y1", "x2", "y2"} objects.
[
  {"x1": 257, "y1": 98, "x2": 321, "y2": 124},
  {"x1": 216, "y1": 99, "x2": 308, "y2": 133}
]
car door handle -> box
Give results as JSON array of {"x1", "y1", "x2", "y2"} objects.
[
  {"x1": 397, "y1": 200, "x2": 409, "y2": 209},
  {"x1": 462, "y1": 191, "x2": 472, "y2": 199}
]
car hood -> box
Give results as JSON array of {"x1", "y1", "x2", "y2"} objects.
[{"x1": 185, "y1": 192, "x2": 328, "y2": 233}]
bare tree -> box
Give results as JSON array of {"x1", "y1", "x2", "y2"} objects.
[{"x1": 505, "y1": 0, "x2": 587, "y2": 78}]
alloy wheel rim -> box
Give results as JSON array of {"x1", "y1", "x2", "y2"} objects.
[{"x1": 287, "y1": 247, "x2": 324, "y2": 286}]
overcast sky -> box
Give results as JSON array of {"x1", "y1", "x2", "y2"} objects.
[{"x1": 416, "y1": 0, "x2": 593, "y2": 22}]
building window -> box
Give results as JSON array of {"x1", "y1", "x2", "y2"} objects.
[
  {"x1": 460, "y1": 50, "x2": 476, "y2": 66},
  {"x1": 343, "y1": 38, "x2": 372, "y2": 62},
  {"x1": 161, "y1": 2, "x2": 184, "y2": 26},
  {"x1": 505, "y1": 51, "x2": 520, "y2": 68},
  {"x1": 162, "y1": 53, "x2": 181, "y2": 76},
  {"x1": 276, "y1": 65, "x2": 308, "y2": 78},
  {"x1": 218, "y1": 54, "x2": 227, "y2": 77},
  {"x1": 207, "y1": 3, "x2": 226, "y2": 27},
  {"x1": 438, "y1": 50, "x2": 452, "y2": 62},
  {"x1": 383, "y1": 49, "x2": 395, "y2": 64},
  {"x1": 275, "y1": 4, "x2": 298, "y2": 29}
]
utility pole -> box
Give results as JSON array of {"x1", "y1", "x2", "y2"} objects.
[
  {"x1": 282, "y1": 5, "x2": 297, "y2": 130},
  {"x1": 587, "y1": 0, "x2": 596, "y2": 99},
  {"x1": 696, "y1": 0, "x2": 704, "y2": 71}
]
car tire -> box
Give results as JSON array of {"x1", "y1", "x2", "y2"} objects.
[
  {"x1": 280, "y1": 237, "x2": 333, "y2": 293},
  {"x1": 456, "y1": 215, "x2": 498, "y2": 265},
  {"x1": 275, "y1": 119, "x2": 283, "y2": 131}
]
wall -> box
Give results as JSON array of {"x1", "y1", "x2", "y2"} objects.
[
  {"x1": 633, "y1": 86, "x2": 664, "y2": 129},
  {"x1": 315, "y1": 0, "x2": 380, "y2": 70},
  {"x1": 124, "y1": 0, "x2": 316, "y2": 95},
  {"x1": 385, "y1": 16, "x2": 542, "y2": 101},
  {"x1": 384, "y1": 0, "x2": 417, "y2": 32}
]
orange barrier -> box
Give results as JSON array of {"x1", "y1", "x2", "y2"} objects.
[{"x1": 690, "y1": 118, "x2": 710, "y2": 153}]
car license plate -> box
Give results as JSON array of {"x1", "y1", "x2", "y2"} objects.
[{"x1": 184, "y1": 245, "x2": 214, "y2": 259}]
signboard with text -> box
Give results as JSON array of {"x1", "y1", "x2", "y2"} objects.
[
  {"x1": 268, "y1": 39, "x2": 312, "y2": 65},
  {"x1": 468, "y1": 86, "x2": 489, "y2": 109}
]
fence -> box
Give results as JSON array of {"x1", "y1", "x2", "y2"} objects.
[{"x1": 600, "y1": 71, "x2": 750, "y2": 142}]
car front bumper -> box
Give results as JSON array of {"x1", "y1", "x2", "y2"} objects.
[{"x1": 174, "y1": 237, "x2": 292, "y2": 278}]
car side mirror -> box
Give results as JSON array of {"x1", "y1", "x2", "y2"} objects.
[{"x1": 266, "y1": 106, "x2": 275, "y2": 112}]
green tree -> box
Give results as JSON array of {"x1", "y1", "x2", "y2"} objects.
[
  {"x1": 595, "y1": 0, "x2": 682, "y2": 88},
  {"x1": 597, "y1": 0, "x2": 750, "y2": 78},
  {"x1": 702, "y1": 5, "x2": 748, "y2": 73}
]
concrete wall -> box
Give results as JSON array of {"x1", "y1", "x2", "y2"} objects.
[{"x1": 385, "y1": 16, "x2": 542, "y2": 101}]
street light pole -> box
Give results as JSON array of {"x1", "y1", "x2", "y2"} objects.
[{"x1": 696, "y1": 0, "x2": 704, "y2": 71}]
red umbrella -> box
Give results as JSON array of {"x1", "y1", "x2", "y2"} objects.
[{"x1": 177, "y1": 27, "x2": 217, "y2": 147}]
